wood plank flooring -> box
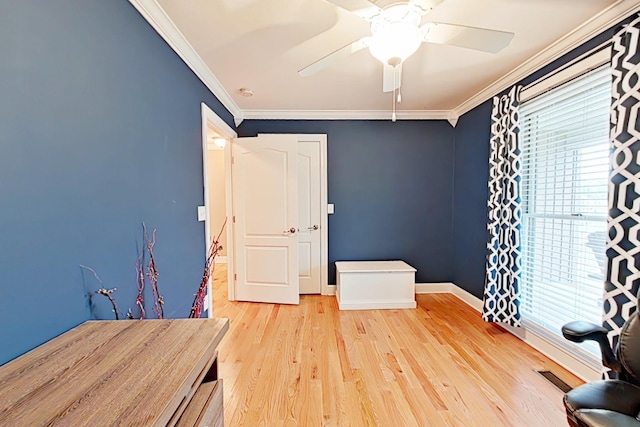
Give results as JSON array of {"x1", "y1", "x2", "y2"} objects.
[{"x1": 211, "y1": 265, "x2": 583, "y2": 426}]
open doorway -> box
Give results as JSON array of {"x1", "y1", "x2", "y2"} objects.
[
  {"x1": 201, "y1": 103, "x2": 236, "y2": 316},
  {"x1": 206, "y1": 133, "x2": 229, "y2": 311},
  {"x1": 201, "y1": 103, "x2": 331, "y2": 310},
  {"x1": 206, "y1": 135, "x2": 228, "y2": 264}
]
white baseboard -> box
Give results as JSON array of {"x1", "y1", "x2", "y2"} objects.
[
  {"x1": 416, "y1": 282, "x2": 600, "y2": 382},
  {"x1": 416, "y1": 282, "x2": 484, "y2": 312},
  {"x1": 450, "y1": 285, "x2": 484, "y2": 312},
  {"x1": 323, "y1": 284, "x2": 336, "y2": 296},
  {"x1": 501, "y1": 322, "x2": 601, "y2": 382},
  {"x1": 415, "y1": 282, "x2": 454, "y2": 294}
]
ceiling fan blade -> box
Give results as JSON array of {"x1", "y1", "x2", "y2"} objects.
[
  {"x1": 298, "y1": 37, "x2": 370, "y2": 77},
  {"x1": 422, "y1": 22, "x2": 514, "y2": 53},
  {"x1": 409, "y1": 0, "x2": 444, "y2": 15},
  {"x1": 383, "y1": 63, "x2": 402, "y2": 93},
  {"x1": 325, "y1": 0, "x2": 382, "y2": 21}
]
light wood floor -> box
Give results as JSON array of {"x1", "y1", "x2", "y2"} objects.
[{"x1": 211, "y1": 265, "x2": 583, "y2": 426}]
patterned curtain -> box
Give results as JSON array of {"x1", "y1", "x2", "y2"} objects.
[
  {"x1": 483, "y1": 86, "x2": 523, "y2": 327},
  {"x1": 603, "y1": 14, "x2": 640, "y2": 374}
]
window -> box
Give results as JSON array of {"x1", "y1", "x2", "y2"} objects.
[{"x1": 519, "y1": 62, "x2": 610, "y2": 364}]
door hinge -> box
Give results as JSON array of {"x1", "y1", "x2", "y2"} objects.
[
  {"x1": 234, "y1": 274, "x2": 237, "y2": 281},
  {"x1": 233, "y1": 215, "x2": 236, "y2": 223},
  {"x1": 231, "y1": 156, "x2": 234, "y2": 165}
]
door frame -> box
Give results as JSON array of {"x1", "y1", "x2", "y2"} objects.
[
  {"x1": 201, "y1": 109, "x2": 331, "y2": 303},
  {"x1": 201, "y1": 102, "x2": 237, "y2": 311}
]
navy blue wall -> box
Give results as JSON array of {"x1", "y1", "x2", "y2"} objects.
[
  {"x1": 451, "y1": 23, "x2": 619, "y2": 299},
  {"x1": 238, "y1": 120, "x2": 455, "y2": 285},
  {"x1": 0, "y1": 1, "x2": 235, "y2": 365},
  {"x1": 2, "y1": 1, "x2": 629, "y2": 367},
  {"x1": 451, "y1": 100, "x2": 492, "y2": 298}
]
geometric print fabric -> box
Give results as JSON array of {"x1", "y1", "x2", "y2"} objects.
[
  {"x1": 604, "y1": 13, "x2": 640, "y2": 376},
  {"x1": 483, "y1": 85, "x2": 523, "y2": 327}
]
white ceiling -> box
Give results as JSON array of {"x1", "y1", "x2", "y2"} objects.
[{"x1": 137, "y1": 0, "x2": 638, "y2": 121}]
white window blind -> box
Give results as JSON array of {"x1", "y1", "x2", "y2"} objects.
[{"x1": 520, "y1": 64, "x2": 610, "y2": 363}]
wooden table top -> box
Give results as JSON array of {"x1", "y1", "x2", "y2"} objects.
[{"x1": 0, "y1": 318, "x2": 229, "y2": 426}]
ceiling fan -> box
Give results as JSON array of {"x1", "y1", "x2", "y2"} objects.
[{"x1": 298, "y1": 0, "x2": 515, "y2": 119}]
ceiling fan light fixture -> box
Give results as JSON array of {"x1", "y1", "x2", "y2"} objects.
[{"x1": 368, "y1": 20, "x2": 422, "y2": 65}]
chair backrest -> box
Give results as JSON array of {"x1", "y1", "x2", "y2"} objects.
[{"x1": 617, "y1": 311, "x2": 640, "y2": 386}]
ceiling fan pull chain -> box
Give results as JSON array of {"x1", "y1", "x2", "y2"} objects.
[
  {"x1": 392, "y1": 86, "x2": 397, "y2": 122},
  {"x1": 396, "y1": 64, "x2": 402, "y2": 104},
  {"x1": 391, "y1": 63, "x2": 399, "y2": 122}
]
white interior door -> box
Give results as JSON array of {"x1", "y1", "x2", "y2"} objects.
[
  {"x1": 232, "y1": 134, "x2": 299, "y2": 304},
  {"x1": 298, "y1": 140, "x2": 322, "y2": 294}
]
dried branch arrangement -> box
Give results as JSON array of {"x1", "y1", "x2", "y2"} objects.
[
  {"x1": 189, "y1": 218, "x2": 227, "y2": 318},
  {"x1": 97, "y1": 288, "x2": 121, "y2": 320},
  {"x1": 80, "y1": 265, "x2": 122, "y2": 320},
  {"x1": 82, "y1": 219, "x2": 225, "y2": 320},
  {"x1": 134, "y1": 246, "x2": 146, "y2": 319},
  {"x1": 143, "y1": 223, "x2": 164, "y2": 319}
]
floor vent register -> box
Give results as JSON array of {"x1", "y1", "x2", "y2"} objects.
[{"x1": 536, "y1": 370, "x2": 573, "y2": 393}]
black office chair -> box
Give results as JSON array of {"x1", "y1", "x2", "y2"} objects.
[{"x1": 562, "y1": 308, "x2": 640, "y2": 426}]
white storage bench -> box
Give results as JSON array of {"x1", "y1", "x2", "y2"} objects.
[{"x1": 335, "y1": 261, "x2": 417, "y2": 310}]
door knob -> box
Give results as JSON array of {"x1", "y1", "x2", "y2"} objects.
[
  {"x1": 307, "y1": 225, "x2": 319, "y2": 230},
  {"x1": 284, "y1": 227, "x2": 297, "y2": 235}
]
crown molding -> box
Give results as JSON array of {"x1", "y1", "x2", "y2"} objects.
[
  {"x1": 452, "y1": 0, "x2": 640, "y2": 118},
  {"x1": 130, "y1": 0, "x2": 637, "y2": 126},
  {"x1": 240, "y1": 109, "x2": 452, "y2": 121},
  {"x1": 128, "y1": 0, "x2": 243, "y2": 125}
]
